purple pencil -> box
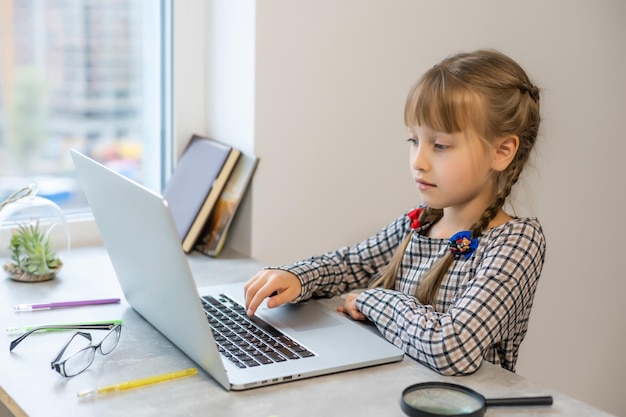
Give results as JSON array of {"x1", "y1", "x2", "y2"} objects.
[{"x1": 14, "y1": 298, "x2": 121, "y2": 312}]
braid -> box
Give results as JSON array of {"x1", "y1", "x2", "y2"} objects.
[
  {"x1": 420, "y1": 207, "x2": 443, "y2": 224},
  {"x1": 368, "y1": 231, "x2": 413, "y2": 290},
  {"x1": 519, "y1": 83, "x2": 540, "y2": 102},
  {"x1": 368, "y1": 208, "x2": 442, "y2": 290},
  {"x1": 415, "y1": 251, "x2": 455, "y2": 305}
]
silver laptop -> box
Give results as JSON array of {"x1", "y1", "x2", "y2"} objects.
[{"x1": 71, "y1": 149, "x2": 403, "y2": 391}]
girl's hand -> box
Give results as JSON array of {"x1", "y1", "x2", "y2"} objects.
[
  {"x1": 337, "y1": 292, "x2": 367, "y2": 321},
  {"x1": 244, "y1": 269, "x2": 302, "y2": 316}
]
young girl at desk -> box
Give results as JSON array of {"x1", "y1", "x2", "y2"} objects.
[{"x1": 244, "y1": 49, "x2": 546, "y2": 376}]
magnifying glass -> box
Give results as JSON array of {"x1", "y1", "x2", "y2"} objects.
[{"x1": 400, "y1": 382, "x2": 553, "y2": 417}]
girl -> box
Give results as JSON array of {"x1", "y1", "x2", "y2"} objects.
[{"x1": 244, "y1": 49, "x2": 545, "y2": 376}]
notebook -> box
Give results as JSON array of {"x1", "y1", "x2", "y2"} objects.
[{"x1": 70, "y1": 150, "x2": 403, "y2": 391}]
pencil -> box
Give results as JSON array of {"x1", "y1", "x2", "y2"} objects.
[
  {"x1": 6, "y1": 320, "x2": 123, "y2": 334},
  {"x1": 77, "y1": 368, "x2": 198, "y2": 399},
  {"x1": 14, "y1": 298, "x2": 121, "y2": 311}
]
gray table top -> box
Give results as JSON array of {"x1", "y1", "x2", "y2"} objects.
[{"x1": 0, "y1": 247, "x2": 612, "y2": 416}]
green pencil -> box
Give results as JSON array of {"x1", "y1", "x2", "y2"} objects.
[{"x1": 6, "y1": 319, "x2": 123, "y2": 334}]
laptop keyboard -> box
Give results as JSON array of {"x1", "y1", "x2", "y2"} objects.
[{"x1": 201, "y1": 294, "x2": 315, "y2": 368}]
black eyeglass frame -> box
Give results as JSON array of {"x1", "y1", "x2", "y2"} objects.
[
  {"x1": 9, "y1": 323, "x2": 119, "y2": 352},
  {"x1": 50, "y1": 324, "x2": 122, "y2": 377}
]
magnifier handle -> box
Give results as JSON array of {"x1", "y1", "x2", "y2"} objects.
[{"x1": 486, "y1": 396, "x2": 553, "y2": 407}]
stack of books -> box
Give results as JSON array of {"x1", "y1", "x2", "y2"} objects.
[{"x1": 163, "y1": 134, "x2": 258, "y2": 257}]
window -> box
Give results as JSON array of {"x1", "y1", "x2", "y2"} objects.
[{"x1": 0, "y1": 0, "x2": 169, "y2": 218}]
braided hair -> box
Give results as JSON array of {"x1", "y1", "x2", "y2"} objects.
[{"x1": 369, "y1": 50, "x2": 541, "y2": 305}]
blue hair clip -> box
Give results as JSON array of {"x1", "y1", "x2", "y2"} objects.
[{"x1": 449, "y1": 231, "x2": 478, "y2": 259}]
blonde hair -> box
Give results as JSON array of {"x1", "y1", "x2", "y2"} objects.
[{"x1": 369, "y1": 49, "x2": 541, "y2": 305}]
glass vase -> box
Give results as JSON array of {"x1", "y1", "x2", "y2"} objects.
[{"x1": 0, "y1": 183, "x2": 70, "y2": 282}]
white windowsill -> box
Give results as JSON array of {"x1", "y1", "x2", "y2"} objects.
[{"x1": 65, "y1": 215, "x2": 103, "y2": 248}]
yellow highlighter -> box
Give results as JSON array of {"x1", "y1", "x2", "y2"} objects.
[{"x1": 77, "y1": 368, "x2": 197, "y2": 399}]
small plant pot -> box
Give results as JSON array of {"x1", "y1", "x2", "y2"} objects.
[
  {"x1": 1, "y1": 184, "x2": 69, "y2": 283},
  {"x1": 3, "y1": 261, "x2": 62, "y2": 283}
]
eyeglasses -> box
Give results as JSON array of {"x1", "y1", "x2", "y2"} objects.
[
  {"x1": 51, "y1": 324, "x2": 121, "y2": 377},
  {"x1": 9, "y1": 322, "x2": 122, "y2": 377}
]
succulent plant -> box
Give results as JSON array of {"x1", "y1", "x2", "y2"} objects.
[{"x1": 6, "y1": 221, "x2": 61, "y2": 277}]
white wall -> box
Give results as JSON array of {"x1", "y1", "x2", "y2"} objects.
[{"x1": 203, "y1": 1, "x2": 626, "y2": 414}]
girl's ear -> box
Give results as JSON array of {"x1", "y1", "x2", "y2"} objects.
[{"x1": 491, "y1": 135, "x2": 519, "y2": 172}]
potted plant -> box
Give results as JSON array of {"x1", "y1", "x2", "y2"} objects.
[{"x1": 3, "y1": 221, "x2": 62, "y2": 282}]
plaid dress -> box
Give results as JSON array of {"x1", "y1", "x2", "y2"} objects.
[{"x1": 275, "y1": 210, "x2": 546, "y2": 376}]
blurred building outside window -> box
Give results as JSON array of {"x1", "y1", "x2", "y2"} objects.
[{"x1": 0, "y1": 0, "x2": 167, "y2": 220}]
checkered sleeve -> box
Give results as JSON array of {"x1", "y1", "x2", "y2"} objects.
[
  {"x1": 355, "y1": 220, "x2": 546, "y2": 376},
  {"x1": 273, "y1": 212, "x2": 413, "y2": 302}
]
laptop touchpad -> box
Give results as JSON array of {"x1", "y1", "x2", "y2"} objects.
[{"x1": 260, "y1": 302, "x2": 343, "y2": 332}]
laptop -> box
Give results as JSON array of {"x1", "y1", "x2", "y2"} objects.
[{"x1": 70, "y1": 149, "x2": 404, "y2": 391}]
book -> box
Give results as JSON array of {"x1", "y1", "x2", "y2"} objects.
[
  {"x1": 195, "y1": 151, "x2": 258, "y2": 257},
  {"x1": 163, "y1": 135, "x2": 241, "y2": 253}
]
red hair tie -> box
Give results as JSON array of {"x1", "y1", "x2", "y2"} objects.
[{"x1": 407, "y1": 208, "x2": 423, "y2": 229}]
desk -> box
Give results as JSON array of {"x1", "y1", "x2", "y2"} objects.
[{"x1": 0, "y1": 247, "x2": 612, "y2": 416}]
